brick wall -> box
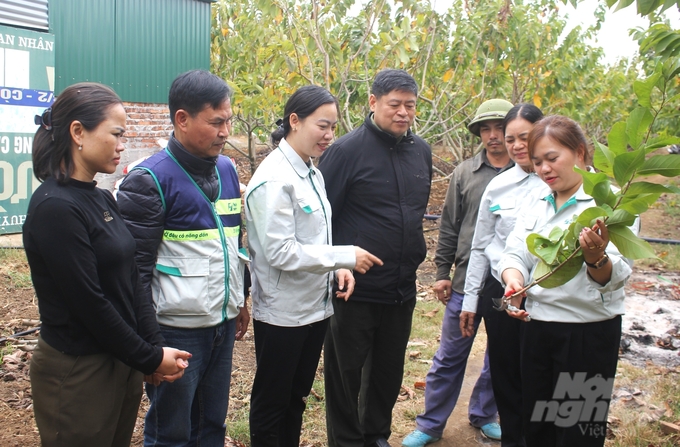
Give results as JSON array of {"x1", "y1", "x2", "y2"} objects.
[{"x1": 95, "y1": 102, "x2": 173, "y2": 191}]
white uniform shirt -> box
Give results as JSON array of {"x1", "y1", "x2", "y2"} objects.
[
  {"x1": 462, "y1": 164, "x2": 549, "y2": 313},
  {"x1": 497, "y1": 185, "x2": 637, "y2": 323},
  {"x1": 245, "y1": 139, "x2": 356, "y2": 327}
]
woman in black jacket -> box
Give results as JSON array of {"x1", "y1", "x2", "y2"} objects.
[{"x1": 24, "y1": 83, "x2": 191, "y2": 447}]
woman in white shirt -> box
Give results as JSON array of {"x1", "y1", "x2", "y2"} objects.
[
  {"x1": 245, "y1": 85, "x2": 381, "y2": 447},
  {"x1": 498, "y1": 115, "x2": 634, "y2": 447},
  {"x1": 460, "y1": 103, "x2": 547, "y2": 447}
]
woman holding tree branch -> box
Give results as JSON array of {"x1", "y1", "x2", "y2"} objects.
[{"x1": 498, "y1": 115, "x2": 637, "y2": 447}]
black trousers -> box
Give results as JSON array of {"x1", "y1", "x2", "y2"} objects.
[
  {"x1": 482, "y1": 274, "x2": 527, "y2": 447},
  {"x1": 521, "y1": 316, "x2": 622, "y2": 447},
  {"x1": 324, "y1": 297, "x2": 416, "y2": 447},
  {"x1": 249, "y1": 318, "x2": 329, "y2": 447}
]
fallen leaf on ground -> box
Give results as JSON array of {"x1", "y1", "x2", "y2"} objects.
[
  {"x1": 225, "y1": 437, "x2": 246, "y2": 447},
  {"x1": 422, "y1": 309, "x2": 439, "y2": 318},
  {"x1": 630, "y1": 281, "x2": 655, "y2": 293}
]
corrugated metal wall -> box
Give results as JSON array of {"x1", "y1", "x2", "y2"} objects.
[
  {"x1": 51, "y1": 0, "x2": 116, "y2": 87},
  {"x1": 0, "y1": 0, "x2": 49, "y2": 30},
  {"x1": 51, "y1": 0, "x2": 212, "y2": 103}
]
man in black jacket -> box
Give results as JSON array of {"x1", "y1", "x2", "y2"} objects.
[{"x1": 318, "y1": 69, "x2": 432, "y2": 447}]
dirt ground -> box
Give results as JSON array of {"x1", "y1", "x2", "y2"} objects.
[{"x1": 0, "y1": 141, "x2": 678, "y2": 446}]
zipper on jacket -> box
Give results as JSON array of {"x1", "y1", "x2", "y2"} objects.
[{"x1": 308, "y1": 169, "x2": 332, "y2": 303}]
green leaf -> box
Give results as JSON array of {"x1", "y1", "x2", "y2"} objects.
[
  {"x1": 626, "y1": 107, "x2": 654, "y2": 150},
  {"x1": 527, "y1": 232, "x2": 563, "y2": 266},
  {"x1": 618, "y1": 193, "x2": 661, "y2": 214},
  {"x1": 397, "y1": 46, "x2": 409, "y2": 64},
  {"x1": 607, "y1": 122, "x2": 628, "y2": 155},
  {"x1": 654, "y1": 33, "x2": 680, "y2": 55},
  {"x1": 607, "y1": 209, "x2": 637, "y2": 227},
  {"x1": 633, "y1": 70, "x2": 662, "y2": 107},
  {"x1": 638, "y1": 0, "x2": 665, "y2": 17},
  {"x1": 564, "y1": 221, "x2": 581, "y2": 251},
  {"x1": 592, "y1": 180, "x2": 618, "y2": 208},
  {"x1": 660, "y1": 0, "x2": 679, "y2": 13},
  {"x1": 593, "y1": 142, "x2": 615, "y2": 175},
  {"x1": 637, "y1": 155, "x2": 680, "y2": 177},
  {"x1": 549, "y1": 225, "x2": 565, "y2": 243},
  {"x1": 662, "y1": 56, "x2": 680, "y2": 79},
  {"x1": 575, "y1": 206, "x2": 610, "y2": 227},
  {"x1": 577, "y1": 167, "x2": 608, "y2": 196},
  {"x1": 534, "y1": 253, "x2": 585, "y2": 289},
  {"x1": 534, "y1": 259, "x2": 551, "y2": 280},
  {"x1": 613, "y1": 0, "x2": 636, "y2": 12},
  {"x1": 608, "y1": 225, "x2": 657, "y2": 260},
  {"x1": 642, "y1": 136, "x2": 680, "y2": 151},
  {"x1": 613, "y1": 149, "x2": 647, "y2": 187},
  {"x1": 625, "y1": 181, "x2": 680, "y2": 195}
]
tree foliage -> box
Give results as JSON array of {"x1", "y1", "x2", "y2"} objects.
[
  {"x1": 211, "y1": 0, "x2": 646, "y2": 170},
  {"x1": 212, "y1": 0, "x2": 680, "y2": 293}
]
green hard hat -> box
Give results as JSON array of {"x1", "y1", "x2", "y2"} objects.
[{"x1": 467, "y1": 99, "x2": 514, "y2": 136}]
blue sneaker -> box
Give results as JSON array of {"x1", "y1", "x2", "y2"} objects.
[
  {"x1": 402, "y1": 430, "x2": 441, "y2": 447},
  {"x1": 479, "y1": 422, "x2": 502, "y2": 441}
]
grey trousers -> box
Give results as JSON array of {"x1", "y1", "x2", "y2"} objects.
[{"x1": 30, "y1": 336, "x2": 144, "y2": 447}]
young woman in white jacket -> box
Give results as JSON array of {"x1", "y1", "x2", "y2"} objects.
[{"x1": 245, "y1": 85, "x2": 381, "y2": 447}]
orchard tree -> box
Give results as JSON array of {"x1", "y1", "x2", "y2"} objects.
[{"x1": 211, "y1": 0, "x2": 644, "y2": 171}]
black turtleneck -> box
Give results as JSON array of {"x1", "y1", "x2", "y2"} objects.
[
  {"x1": 167, "y1": 136, "x2": 220, "y2": 201},
  {"x1": 23, "y1": 177, "x2": 164, "y2": 375}
]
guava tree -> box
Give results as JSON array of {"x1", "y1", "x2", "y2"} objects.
[
  {"x1": 514, "y1": 62, "x2": 680, "y2": 294},
  {"x1": 211, "y1": 0, "x2": 637, "y2": 171},
  {"x1": 508, "y1": 0, "x2": 680, "y2": 294}
]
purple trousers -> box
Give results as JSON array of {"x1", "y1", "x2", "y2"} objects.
[{"x1": 415, "y1": 291, "x2": 497, "y2": 438}]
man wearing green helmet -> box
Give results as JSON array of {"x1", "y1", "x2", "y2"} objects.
[{"x1": 403, "y1": 99, "x2": 514, "y2": 447}]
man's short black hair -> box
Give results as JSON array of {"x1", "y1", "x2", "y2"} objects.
[
  {"x1": 371, "y1": 69, "x2": 418, "y2": 98},
  {"x1": 168, "y1": 70, "x2": 232, "y2": 125}
]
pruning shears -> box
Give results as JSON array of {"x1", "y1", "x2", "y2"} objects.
[{"x1": 492, "y1": 289, "x2": 531, "y2": 322}]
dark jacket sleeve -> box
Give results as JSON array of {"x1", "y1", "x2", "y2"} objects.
[
  {"x1": 434, "y1": 166, "x2": 463, "y2": 281},
  {"x1": 317, "y1": 142, "x2": 352, "y2": 217},
  {"x1": 117, "y1": 169, "x2": 165, "y2": 294}
]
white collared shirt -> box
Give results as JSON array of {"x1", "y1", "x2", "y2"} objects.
[
  {"x1": 497, "y1": 185, "x2": 637, "y2": 323},
  {"x1": 462, "y1": 164, "x2": 549, "y2": 312}
]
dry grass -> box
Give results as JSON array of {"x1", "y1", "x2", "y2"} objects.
[
  {"x1": 606, "y1": 362, "x2": 680, "y2": 446},
  {"x1": 637, "y1": 243, "x2": 680, "y2": 272},
  {"x1": 0, "y1": 248, "x2": 32, "y2": 290},
  {"x1": 3, "y1": 243, "x2": 679, "y2": 446},
  {"x1": 223, "y1": 295, "x2": 680, "y2": 447}
]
